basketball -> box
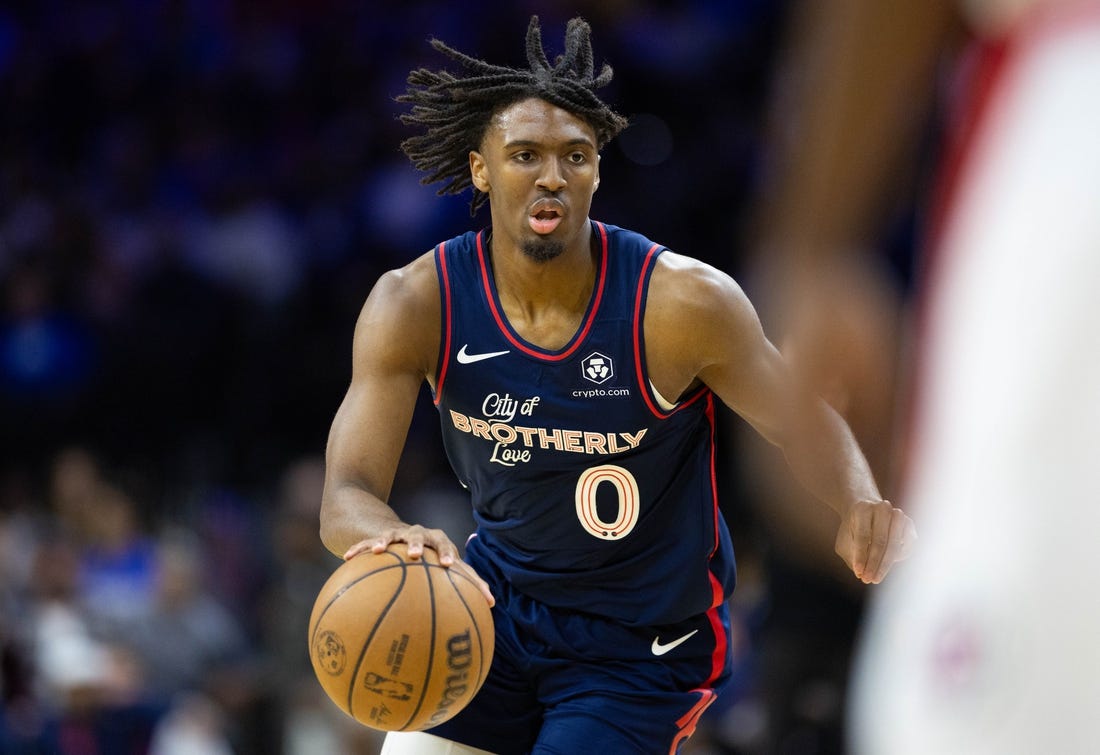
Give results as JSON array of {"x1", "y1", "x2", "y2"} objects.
[{"x1": 307, "y1": 543, "x2": 494, "y2": 732}]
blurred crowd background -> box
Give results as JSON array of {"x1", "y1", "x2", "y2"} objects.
[{"x1": 0, "y1": 1, "x2": 942, "y2": 753}]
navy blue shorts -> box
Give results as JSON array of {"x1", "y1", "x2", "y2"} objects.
[{"x1": 427, "y1": 539, "x2": 733, "y2": 754}]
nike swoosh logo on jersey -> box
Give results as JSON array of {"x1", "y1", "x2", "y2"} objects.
[
  {"x1": 651, "y1": 629, "x2": 699, "y2": 656},
  {"x1": 456, "y1": 345, "x2": 510, "y2": 364}
]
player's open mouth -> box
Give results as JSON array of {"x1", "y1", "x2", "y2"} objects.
[{"x1": 529, "y1": 200, "x2": 564, "y2": 234}]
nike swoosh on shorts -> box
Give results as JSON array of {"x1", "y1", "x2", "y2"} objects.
[{"x1": 651, "y1": 629, "x2": 699, "y2": 656}]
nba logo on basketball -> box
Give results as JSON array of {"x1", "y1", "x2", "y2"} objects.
[{"x1": 581, "y1": 352, "x2": 614, "y2": 384}]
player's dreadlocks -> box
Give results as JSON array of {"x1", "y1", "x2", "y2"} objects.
[{"x1": 398, "y1": 15, "x2": 629, "y2": 214}]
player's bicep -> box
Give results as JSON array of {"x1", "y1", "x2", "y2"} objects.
[
  {"x1": 694, "y1": 278, "x2": 798, "y2": 446},
  {"x1": 326, "y1": 265, "x2": 439, "y2": 502},
  {"x1": 325, "y1": 364, "x2": 421, "y2": 504}
]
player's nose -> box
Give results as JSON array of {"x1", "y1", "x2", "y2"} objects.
[{"x1": 536, "y1": 158, "x2": 567, "y2": 191}]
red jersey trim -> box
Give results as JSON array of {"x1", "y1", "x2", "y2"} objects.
[
  {"x1": 703, "y1": 393, "x2": 729, "y2": 686},
  {"x1": 475, "y1": 222, "x2": 610, "y2": 361},
  {"x1": 669, "y1": 688, "x2": 718, "y2": 755},
  {"x1": 433, "y1": 242, "x2": 453, "y2": 406},
  {"x1": 704, "y1": 395, "x2": 721, "y2": 558},
  {"x1": 633, "y1": 245, "x2": 711, "y2": 419}
]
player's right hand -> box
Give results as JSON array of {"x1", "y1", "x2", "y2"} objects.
[
  {"x1": 835, "y1": 498, "x2": 916, "y2": 584},
  {"x1": 344, "y1": 524, "x2": 495, "y2": 607}
]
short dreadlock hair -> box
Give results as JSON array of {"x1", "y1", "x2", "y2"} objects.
[{"x1": 398, "y1": 15, "x2": 629, "y2": 214}]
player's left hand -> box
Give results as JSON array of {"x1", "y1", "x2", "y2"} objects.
[{"x1": 835, "y1": 499, "x2": 916, "y2": 584}]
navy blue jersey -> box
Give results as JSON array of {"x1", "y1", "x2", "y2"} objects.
[{"x1": 432, "y1": 220, "x2": 736, "y2": 627}]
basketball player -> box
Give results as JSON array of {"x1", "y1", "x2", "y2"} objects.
[
  {"x1": 319, "y1": 17, "x2": 914, "y2": 755},
  {"x1": 751, "y1": 0, "x2": 1100, "y2": 752},
  {"x1": 848, "y1": 1, "x2": 1100, "y2": 752}
]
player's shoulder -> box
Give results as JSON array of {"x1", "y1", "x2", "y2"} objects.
[
  {"x1": 645, "y1": 249, "x2": 763, "y2": 366},
  {"x1": 367, "y1": 249, "x2": 440, "y2": 317},
  {"x1": 352, "y1": 249, "x2": 442, "y2": 376},
  {"x1": 649, "y1": 251, "x2": 742, "y2": 310},
  {"x1": 598, "y1": 222, "x2": 752, "y2": 315}
]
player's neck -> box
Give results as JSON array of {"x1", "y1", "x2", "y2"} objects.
[
  {"x1": 488, "y1": 228, "x2": 596, "y2": 306},
  {"x1": 487, "y1": 229, "x2": 598, "y2": 349}
]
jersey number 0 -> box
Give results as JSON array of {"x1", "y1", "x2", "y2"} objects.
[{"x1": 575, "y1": 464, "x2": 640, "y2": 540}]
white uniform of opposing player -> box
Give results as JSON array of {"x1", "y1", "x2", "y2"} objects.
[{"x1": 850, "y1": 2, "x2": 1100, "y2": 753}]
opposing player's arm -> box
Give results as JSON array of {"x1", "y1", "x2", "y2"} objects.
[
  {"x1": 646, "y1": 254, "x2": 914, "y2": 583},
  {"x1": 319, "y1": 253, "x2": 492, "y2": 601}
]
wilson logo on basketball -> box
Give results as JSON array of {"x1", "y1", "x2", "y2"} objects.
[
  {"x1": 314, "y1": 630, "x2": 346, "y2": 675},
  {"x1": 428, "y1": 630, "x2": 474, "y2": 725}
]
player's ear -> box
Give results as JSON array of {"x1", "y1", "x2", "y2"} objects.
[
  {"x1": 470, "y1": 151, "x2": 490, "y2": 193},
  {"x1": 593, "y1": 153, "x2": 600, "y2": 192}
]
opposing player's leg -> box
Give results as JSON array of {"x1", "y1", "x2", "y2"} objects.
[{"x1": 381, "y1": 731, "x2": 498, "y2": 755}]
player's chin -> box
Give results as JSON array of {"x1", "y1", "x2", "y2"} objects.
[{"x1": 520, "y1": 237, "x2": 565, "y2": 262}]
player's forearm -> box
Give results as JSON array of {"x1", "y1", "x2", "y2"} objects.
[
  {"x1": 319, "y1": 482, "x2": 408, "y2": 558},
  {"x1": 780, "y1": 398, "x2": 884, "y2": 517}
]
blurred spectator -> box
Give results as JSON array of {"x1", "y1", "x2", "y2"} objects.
[
  {"x1": 0, "y1": 261, "x2": 98, "y2": 465},
  {"x1": 127, "y1": 532, "x2": 252, "y2": 704},
  {"x1": 24, "y1": 536, "x2": 160, "y2": 753},
  {"x1": 149, "y1": 693, "x2": 234, "y2": 755},
  {"x1": 131, "y1": 531, "x2": 266, "y2": 754},
  {"x1": 75, "y1": 476, "x2": 159, "y2": 638},
  {"x1": 0, "y1": 465, "x2": 46, "y2": 751},
  {"x1": 259, "y1": 456, "x2": 336, "y2": 699},
  {"x1": 48, "y1": 446, "x2": 103, "y2": 543},
  {"x1": 259, "y1": 454, "x2": 386, "y2": 754}
]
